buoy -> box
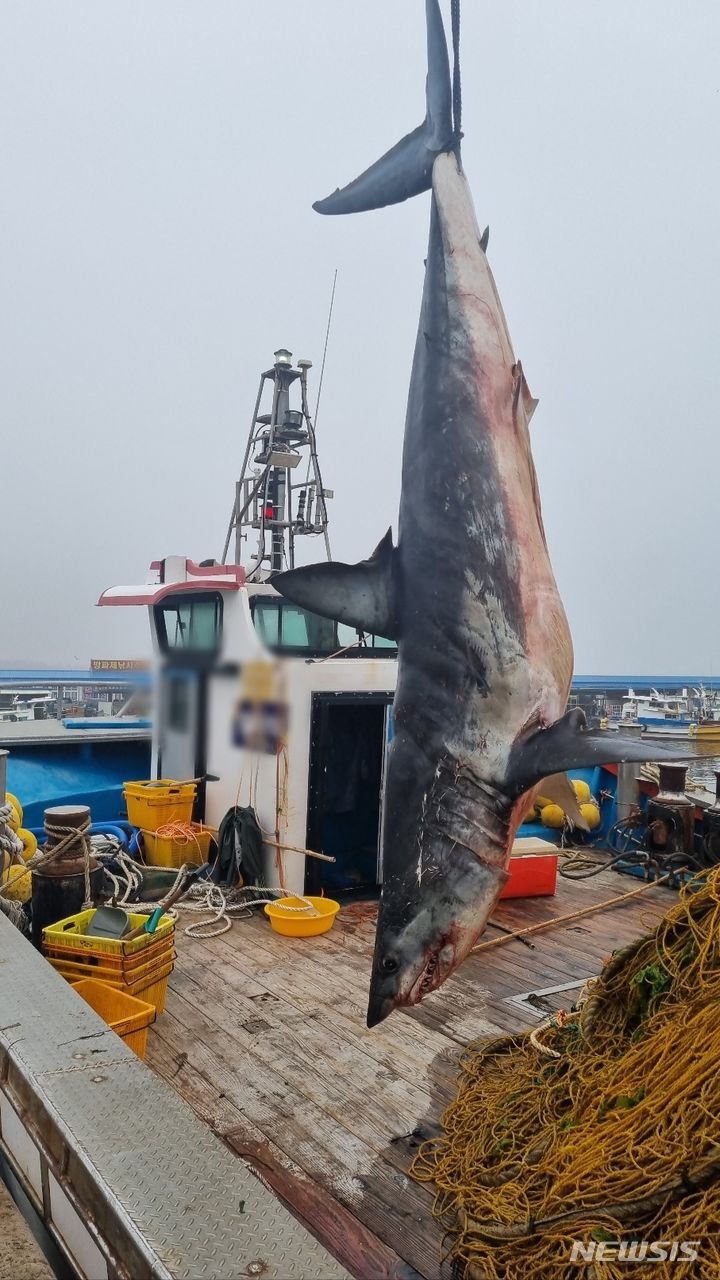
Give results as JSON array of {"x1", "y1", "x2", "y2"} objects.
[
  {"x1": 5, "y1": 792, "x2": 23, "y2": 829},
  {"x1": 522, "y1": 803, "x2": 537, "y2": 824},
  {"x1": 17, "y1": 828, "x2": 37, "y2": 860},
  {"x1": 1, "y1": 861, "x2": 32, "y2": 903},
  {"x1": 572, "y1": 778, "x2": 591, "y2": 804},
  {"x1": 580, "y1": 802, "x2": 601, "y2": 830},
  {"x1": 540, "y1": 803, "x2": 565, "y2": 830}
]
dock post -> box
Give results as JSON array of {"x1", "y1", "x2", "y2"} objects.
[{"x1": 617, "y1": 725, "x2": 643, "y2": 821}]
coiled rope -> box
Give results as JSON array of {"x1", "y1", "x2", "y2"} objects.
[
  {"x1": 103, "y1": 849, "x2": 319, "y2": 941},
  {"x1": 0, "y1": 816, "x2": 95, "y2": 908}
]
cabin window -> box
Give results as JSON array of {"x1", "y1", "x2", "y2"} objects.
[
  {"x1": 155, "y1": 593, "x2": 223, "y2": 656},
  {"x1": 251, "y1": 599, "x2": 396, "y2": 657},
  {"x1": 254, "y1": 602, "x2": 280, "y2": 647},
  {"x1": 338, "y1": 623, "x2": 396, "y2": 650}
]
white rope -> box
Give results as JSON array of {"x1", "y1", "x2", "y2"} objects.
[
  {"x1": 178, "y1": 882, "x2": 317, "y2": 939},
  {"x1": 0, "y1": 804, "x2": 24, "y2": 861}
]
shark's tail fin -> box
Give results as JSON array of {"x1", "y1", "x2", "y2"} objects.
[{"x1": 313, "y1": 0, "x2": 454, "y2": 216}]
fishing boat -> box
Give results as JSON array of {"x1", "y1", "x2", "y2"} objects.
[
  {"x1": 616, "y1": 686, "x2": 720, "y2": 740},
  {"x1": 1, "y1": 0, "x2": 716, "y2": 1269},
  {"x1": 0, "y1": 688, "x2": 54, "y2": 724},
  {"x1": 98, "y1": 350, "x2": 399, "y2": 899},
  {"x1": 688, "y1": 717, "x2": 720, "y2": 740},
  {"x1": 2, "y1": 338, "x2": 717, "y2": 1279},
  {"x1": 618, "y1": 687, "x2": 694, "y2": 733}
]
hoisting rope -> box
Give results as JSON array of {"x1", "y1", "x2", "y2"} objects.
[{"x1": 451, "y1": 0, "x2": 462, "y2": 145}]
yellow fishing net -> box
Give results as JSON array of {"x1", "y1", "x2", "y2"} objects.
[{"x1": 411, "y1": 869, "x2": 720, "y2": 1278}]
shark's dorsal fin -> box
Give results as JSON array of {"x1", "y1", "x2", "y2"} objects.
[
  {"x1": 479, "y1": 225, "x2": 490, "y2": 253},
  {"x1": 512, "y1": 360, "x2": 539, "y2": 425},
  {"x1": 508, "y1": 708, "x2": 699, "y2": 795},
  {"x1": 271, "y1": 529, "x2": 399, "y2": 641},
  {"x1": 313, "y1": 0, "x2": 453, "y2": 215}
]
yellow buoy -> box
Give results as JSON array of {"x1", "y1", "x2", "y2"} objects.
[
  {"x1": 17, "y1": 828, "x2": 37, "y2": 860},
  {"x1": 1, "y1": 861, "x2": 32, "y2": 903},
  {"x1": 5, "y1": 792, "x2": 23, "y2": 828},
  {"x1": 572, "y1": 778, "x2": 591, "y2": 804},
  {"x1": 540, "y1": 803, "x2": 565, "y2": 830},
  {"x1": 580, "y1": 802, "x2": 601, "y2": 830}
]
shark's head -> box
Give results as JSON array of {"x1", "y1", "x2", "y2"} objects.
[{"x1": 366, "y1": 840, "x2": 509, "y2": 1027}]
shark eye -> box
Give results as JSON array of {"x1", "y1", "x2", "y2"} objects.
[{"x1": 381, "y1": 956, "x2": 399, "y2": 973}]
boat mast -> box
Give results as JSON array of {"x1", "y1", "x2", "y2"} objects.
[{"x1": 221, "y1": 350, "x2": 332, "y2": 577}]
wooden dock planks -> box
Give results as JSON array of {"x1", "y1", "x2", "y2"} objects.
[{"x1": 146, "y1": 865, "x2": 670, "y2": 1280}]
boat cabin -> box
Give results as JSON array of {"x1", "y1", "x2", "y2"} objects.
[{"x1": 99, "y1": 556, "x2": 397, "y2": 896}]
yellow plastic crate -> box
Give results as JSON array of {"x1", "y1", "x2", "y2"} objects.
[
  {"x1": 142, "y1": 823, "x2": 215, "y2": 869},
  {"x1": 123, "y1": 780, "x2": 196, "y2": 832},
  {"x1": 48, "y1": 945, "x2": 175, "y2": 986},
  {"x1": 59, "y1": 960, "x2": 173, "y2": 1014},
  {"x1": 70, "y1": 979, "x2": 156, "y2": 1059},
  {"x1": 42, "y1": 908, "x2": 175, "y2": 957},
  {"x1": 43, "y1": 929, "x2": 174, "y2": 972}
]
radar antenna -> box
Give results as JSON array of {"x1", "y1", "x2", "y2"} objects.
[{"x1": 221, "y1": 350, "x2": 332, "y2": 578}]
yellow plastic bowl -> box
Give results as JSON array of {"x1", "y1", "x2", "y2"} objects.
[{"x1": 264, "y1": 895, "x2": 340, "y2": 938}]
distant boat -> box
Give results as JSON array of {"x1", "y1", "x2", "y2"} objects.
[
  {"x1": 0, "y1": 687, "x2": 54, "y2": 723},
  {"x1": 615, "y1": 687, "x2": 720, "y2": 740},
  {"x1": 618, "y1": 688, "x2": 693, "y2": 732}
]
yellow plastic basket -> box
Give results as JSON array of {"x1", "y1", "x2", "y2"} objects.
[
  {"x1": 42, "y1": 908, "x2": 175, "y2": 957},
  {"x1": 70, "y1": 978, "x2": 156, "y2": 1059},
  {"x1": 48, "y1": 946, "x2": 175, "y2": 987},
  {"x1": 123, "y1": 780, "x2": 196, "y2": 832},
  {"x1": 60, "y1": 960, "x2": 173, "y2": 1014},
  {"x1": 142, "y1": 823, "x2": 215, "y2": 869},
  {"x1": 43, "y1": 930, "x2": 174, "y2": 972}
]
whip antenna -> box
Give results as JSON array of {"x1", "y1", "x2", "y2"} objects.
[{"x1": 314, "y1": 267, "x2": 338, "y2": 428}]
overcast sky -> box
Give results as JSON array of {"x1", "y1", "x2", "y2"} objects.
[{"x1": 1, "y1": 1, "x2": 718, "y2": 674}]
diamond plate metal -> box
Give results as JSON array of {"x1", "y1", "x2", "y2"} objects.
[{"x1": 0, "y1": 914, "x2": 349, "y2": 1279}]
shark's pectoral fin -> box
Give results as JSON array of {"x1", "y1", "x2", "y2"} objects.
[
  {"x1": 536, "y1": 772, "x2": 590, "y2": 832},
  {"x1": 509, "y1": 708, "x2": 700, "y2": 795},
  {"x1": 270, "y1": 529, "x2": 399, "y2": 640},
  {"x1": 313, "y1": 0, "x2": 453, "y2": 215}
]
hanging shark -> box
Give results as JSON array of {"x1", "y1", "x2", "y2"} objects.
[{"x1": 272, "y1": 0, "x2": 687, "y2": 1025}]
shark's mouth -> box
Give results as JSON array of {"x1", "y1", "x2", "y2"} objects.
[{"x1": 405, "y1": 935, "x2": 457, "y2": 1006}]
